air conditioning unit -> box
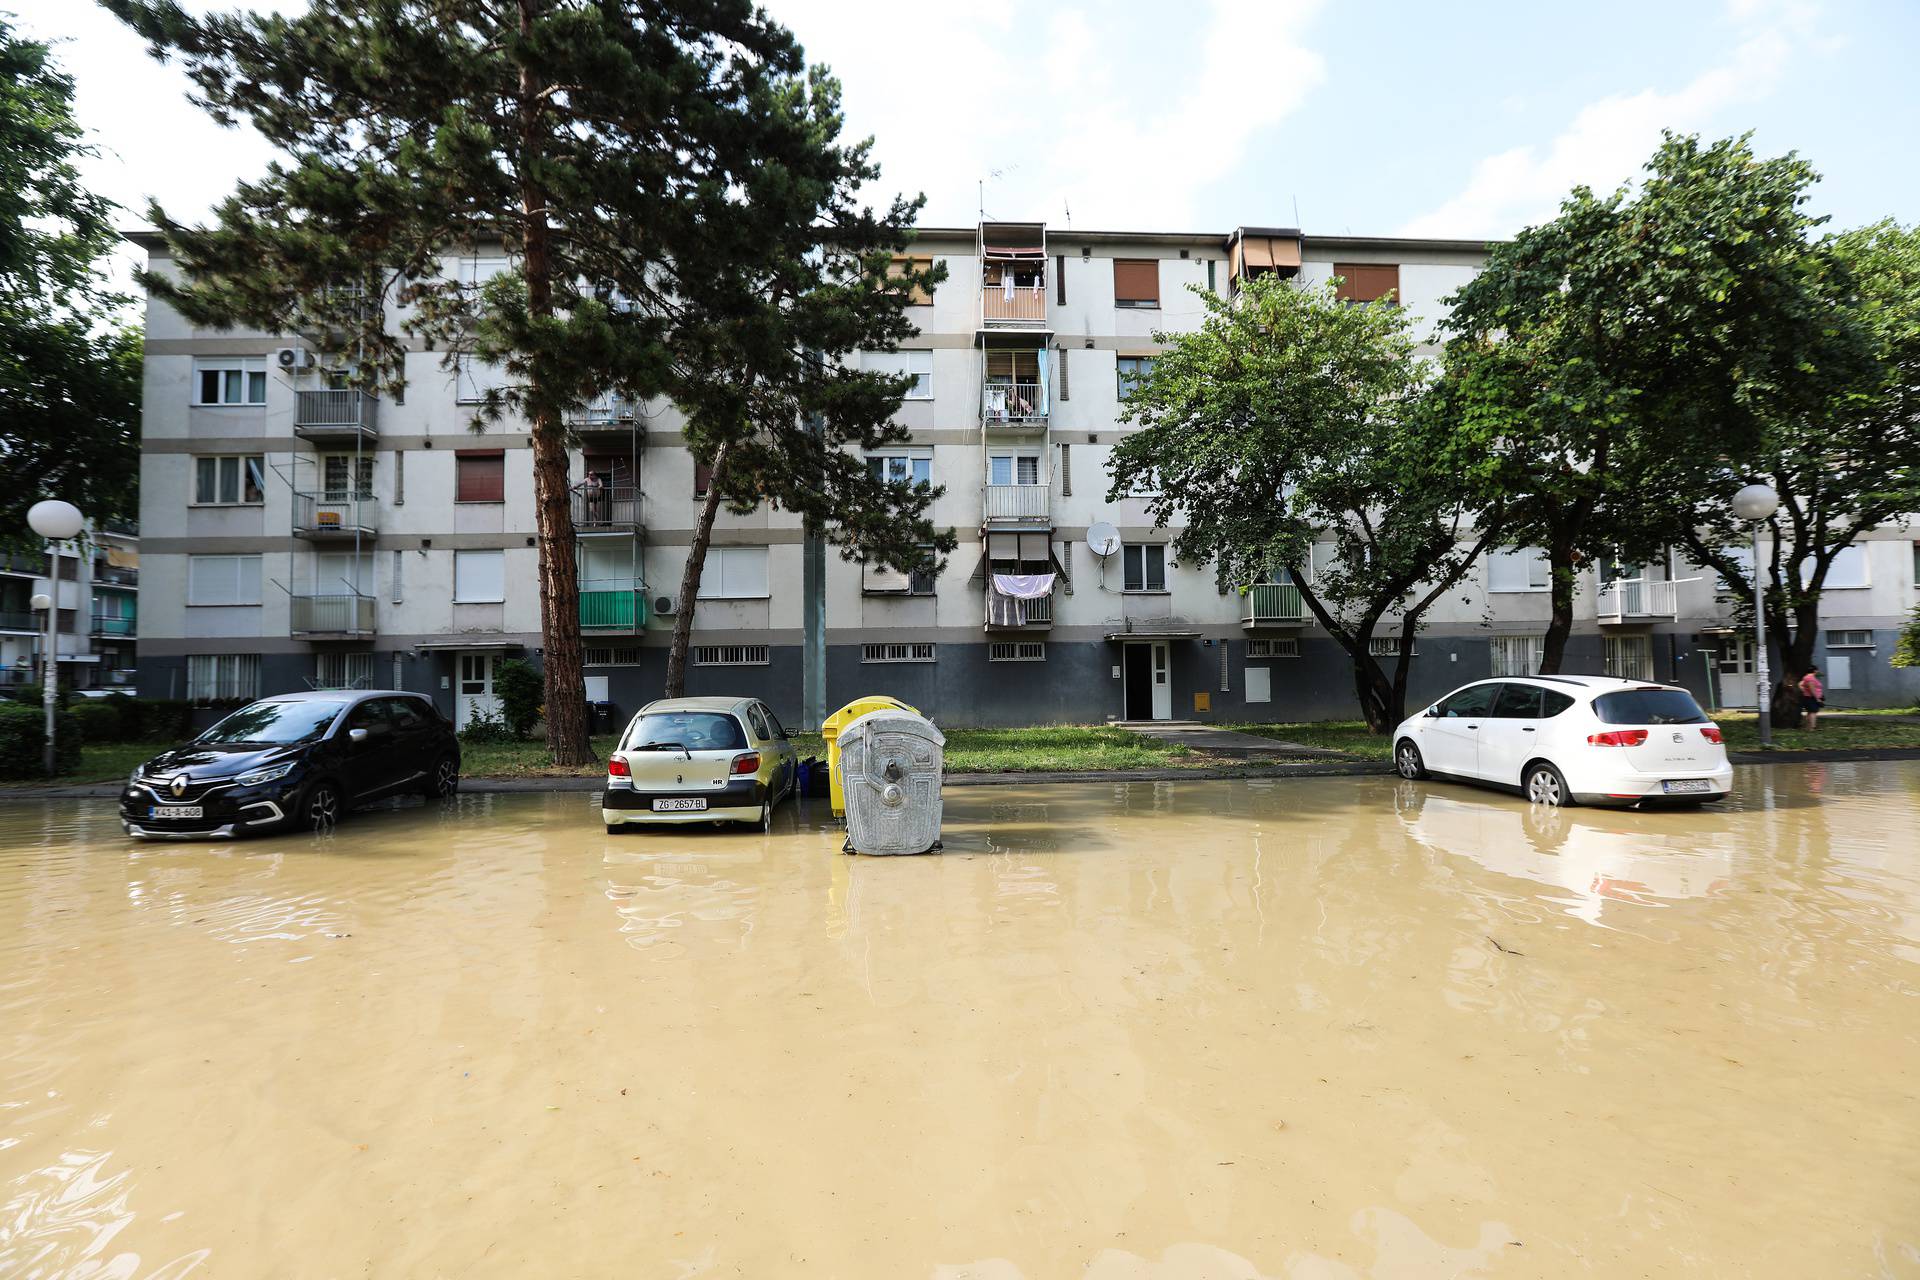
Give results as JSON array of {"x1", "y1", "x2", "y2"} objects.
[
  {"x1": 652, "y1": 595, "x2": 677, "y2": 617},
  {"x1": 276, "y1": 346, "x2": 316, "y2": 370}
]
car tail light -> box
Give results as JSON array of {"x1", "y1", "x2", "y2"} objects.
[
  {"x1": 1586, "y1": 730, "x2": 1649, "y2": 747},
  {"x1": 1701, "y1": 725, "x2": 1724, "y2": 744},
  {"x1": 608, "y1": 756, "x2": 631, "y2": 778},
  {"x1": 730, "y1": 752, "x2": 760, "y2": 776}
]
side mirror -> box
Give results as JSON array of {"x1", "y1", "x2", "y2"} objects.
[
  {"x1": 1423, "y1": 706, "x2": 1440, "y2": 718},
  {"x1": 349, "y1": 727, "x2": 370, "y2": 744}
]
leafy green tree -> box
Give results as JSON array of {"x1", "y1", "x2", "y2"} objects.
[
  {"x1": 1109, "y1": 276, "x2": 1505, "y2": 733},
  {"x1": 1643, "y1": 219, "x2": 1920, "y2": 725},
  {"x1": 493, "y1": 657, "x2": 543, "y2": 739},
  {"x1": 106, "y1": 0, "x2": 941, "y2": 762},
  {"x1": 0, "y1": 18, "x2": 140, "y2": 535},
  {"x1": 1890, "y1": 606, "x2": 1920, "y2": 676},
  {"x1": 1437, "y1": 133, "x2": 1864, "y2": 675}
]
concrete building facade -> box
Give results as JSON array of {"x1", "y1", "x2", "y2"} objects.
[
  {"x1": 2, "y1": 529, "x2": 139, "y2": 695},
  {"x1": 127, "y1": 223, "x2": 1920, "y2": 728}
]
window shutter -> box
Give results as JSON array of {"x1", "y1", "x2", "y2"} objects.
[
  {"x1": 1058, "y1": 345, "x2": 1069, "y2": 400},
  {"x1": 1060, "y1": 443, "x2": 1072, "y2": 497},
  {"x1": 455, "y1": 451, "x2": 505, "y2": 503},
  {"x1": 694, "y1": 459, "x2": 714, "y2": 498},
  {"x1": 1056, "y1": 254, "x2": 1066, "y2": 306},
  {"x1": 1113, "y1": 259, "x2": 1160, "y2": 306},
  {"x1": 1333, "y1": 263, "x2": 1400, "y2": 303}
]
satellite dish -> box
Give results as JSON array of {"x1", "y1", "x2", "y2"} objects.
[{"x1": 1086, "y1": 521, "x2": 1121, "y2": 557}]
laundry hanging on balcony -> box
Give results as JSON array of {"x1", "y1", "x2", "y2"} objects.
[{"x1": 990, "y1": 572, "x2": 1055, "y2": 627}]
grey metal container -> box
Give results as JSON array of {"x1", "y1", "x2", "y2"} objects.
[{"x1": 837, "y1": 709, "x2": 945, "y2": 855}]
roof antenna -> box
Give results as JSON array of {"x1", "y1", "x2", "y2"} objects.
[
  {"x1": 1064, "y1": 198, "x2": 1072, "y2": 230},
  {"x1": 1292, "y1": 194, "x2": 1301, "y2": 231}
]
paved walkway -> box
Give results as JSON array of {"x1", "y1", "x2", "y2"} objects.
[{"x1": 1113, "y1": 720, "x2": 1355, "y2": 759}]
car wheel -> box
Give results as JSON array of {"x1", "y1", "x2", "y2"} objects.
[
  {"x1": 1394, "y1": 739, "x2": 1428, "y2": 780},
  {"x1": 1524, "y1": 762, "x2": 1573, "y2": 808},
  {"x1": 422, "y1": 752, "x2": 460, "y2": 798},
  {"x1": 304, "y1": 781, "x2": 343, "y2": 832},
  {"x1": 755, "y1": 797, "x2": 772, "y2": 832}
]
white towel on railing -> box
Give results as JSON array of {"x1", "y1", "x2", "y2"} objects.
[{"x1": 993, "y1": 572, "x2": 1055, "y2": 599}]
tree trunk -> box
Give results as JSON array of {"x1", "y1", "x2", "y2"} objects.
[
  {"x1": 1770, "y1": 595, "x2": 1821, "y2": 728},
  {"x1": 1349, "y1": 643, "x2": 1396, "y2": 734},
  {"x1": 518, "y1": 0, "x2": 593, "y2": 766},
  {"x1": 664, "y1": 442, "x2": 730, "y2": 698},
  {"x1": 1539, "y1": 544, "x2": 1577, "y2": 674}
]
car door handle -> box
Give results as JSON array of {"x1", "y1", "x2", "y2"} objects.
[
  {"x1": 1466, "y1": 724, "x2": 1480, "y2": 729},
  {"x1": 1521, "y1": 727, "x2": 1535, "y2": 732}
]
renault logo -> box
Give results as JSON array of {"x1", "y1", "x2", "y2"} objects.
[{"x1": 170, "y1": 774, "x2": 189, "y2": 797}]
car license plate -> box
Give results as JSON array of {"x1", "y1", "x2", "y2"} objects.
[
  {"x1": 1662, "y1": 779, "x2": 1712, "y2": 795},
  {"x1": 150, "y1": 805, "x2": 203, "y2": 819},
  {"x1": 652, "y1": 797, "x2": 707, "y2": 812}
]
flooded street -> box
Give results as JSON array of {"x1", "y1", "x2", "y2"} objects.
[{"x1": 3, "y1": 764, "x2": 1917, "y2": 1278}]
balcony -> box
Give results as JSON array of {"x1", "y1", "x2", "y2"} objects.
[
  {"x1": 1, "y1": 609, "x2": 37, "y2": 633},
  {"x1": 1241, "y1": 583, "x2": 1307, "y2": 628},
  {"x1": 92, "y1": 563, "x2": 138, "y2": 588},
  {"x1": 566, "y1": 394, "x2": 641, "y2": 437},
  {"x1": 984, "y1": 587, "x2": 1053, "y2": 629},
  {"x1": 293, "y1": 492, "x2": 379, "y2": 540},
  {"x1": 291, "y1": 594, "x2": 376, "y2": 636},
  {"x1": 982, "y1": 484, "x2": 1049, "y2": 525},
  {"x1": 579, "y1": 584, "x2": 647, "y2": 633},
  {"x1": 293, "y1": 389, "x2": 378, "y2": 443},
  {"x1": 571, "y1": 486, "x2": 641, "y2": 530},
  {"x1": 1596, "y1": 577, "x2": 1693, "y2": 624},
  {"x1": 982, "y1": 284, "x2": 1047, "y2": 327},
  {"x1": 91, "y1": 612, "x2": 136, "y2": 638},
  {"x1": 982, "y1": 379, "x2": 1048, "y2": 427}
]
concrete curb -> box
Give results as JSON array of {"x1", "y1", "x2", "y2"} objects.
[{"x1": 7, "y1": 747, "x2": 1917, "y2": 801}]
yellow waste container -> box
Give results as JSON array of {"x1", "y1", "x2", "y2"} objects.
[{"x1": 821, "y1": 695, "x2": 917, "y2": 817}]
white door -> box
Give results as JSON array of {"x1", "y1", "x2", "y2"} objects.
[
  {"x1": 456, "y1": 652, "x2": 499, "y2": 729},
  {"x1": 1718, "y1": 635, "x2": 1757, "y2": 708},
  {"x1": 1826, "y1": 654, "x2": 1852, "y2": 693},
  {"x1": 1150, "y1": 641, "x2": 1172, "y2": 721}
]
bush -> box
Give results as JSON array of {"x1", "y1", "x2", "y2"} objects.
[
  {"x1": 457, "y1": 704, "x2": 516, "y2": 745},
  {"x1": 135, "y1": 699, "x2": 195, "y2": 741},
  {"x1": 0, "y1": 702, "x2": 82, "y2": 779},
  {"x1": 494, "y1": 658, "x2": 544, "y2": 739},
  {"x1": 69, "y1": 699, "x2": 125, "y2": 744}
]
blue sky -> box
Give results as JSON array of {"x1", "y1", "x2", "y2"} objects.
[{"x1": 14, "y1": 0, "x2": 1917, "y2": 243}]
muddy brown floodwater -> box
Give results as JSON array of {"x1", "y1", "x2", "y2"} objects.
[{"x1": 2, "y1": 764, "x2": 1917, "y2": 1278}]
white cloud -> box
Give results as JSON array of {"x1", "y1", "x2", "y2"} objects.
[{"x1": 1399, "y1": 1, "x2": 1814, "y2": 239}]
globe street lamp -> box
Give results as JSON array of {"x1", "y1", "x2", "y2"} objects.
[
  {"x1": 27, "y1": 500, "x2": 86, "y2": 777},
  {"x1": 1731, "y1": 483, "x2": 1780, "y2": 748}
]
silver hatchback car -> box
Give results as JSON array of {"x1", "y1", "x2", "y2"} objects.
[{"x1": 600, "y1": 696, "x2": 798, "y2": 832}]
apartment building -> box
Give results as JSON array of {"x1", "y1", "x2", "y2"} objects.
[
  {"x1": 127, "y1": 223, "x2": 1920, "y2": 728},
  {"x1": 1, "y1": 527, "x2": 140, "y2": 693}
]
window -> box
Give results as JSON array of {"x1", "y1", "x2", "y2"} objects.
[
  {"x1": 1436, "y1": 684, "x2": 1497, "y2": 718},
  {"x1": 1913, "y1": 542, "x2": 1919, "y2": 586},
  {"x1": 865, "y1": 350, "x2": 933, "y2": 398},
  {"x1": 1593, "y1": 687, "x2": 1706, "y2": 725},
  {"x1": 1603, "y1": 634, "x2": 1653, "y2": 681},
  {"x1": 186, "y1": 653, "x2": 260, "y2": 703},
  {"x1": 584, "y1": 646, "x2": 642, "y2": 666},
  {"x1": 454, "y1": 353, "x2": 509, "y2": 403},
  {"x1": 691, "y1": 644, "x2": 769, "y2": 666},
  {"x1": 697, "y1": 546, "x2": 770, "y2": 600},
  {"x1": 885, "y1": 254, "x2": 934, "y2": 305},
  {"x1": 1116, "y1": 356, "x2": 1155, "y2": 399},
  {"x1": 988, "y1": 454, "x2": 1041, "y2": 486},
  {"x1": 1491, "y1": 683, "x2": 1544, "y2": 719},
  {"x1": 194, "y1": 455, "x2": 265, "y2": 505},
  {"x1": 455, "y1": 451, "x2": 505, "y2": 503},
  {"x1": 988, "y1": 641, "x2": 1045, "y2": 662},
  {"x1": 1488, "y1": 547, "x2": 1550, "y2": 592},
  {"x1": 1246, "y1": 638, "x2": 1300, "y2": 658},
  {"x1": 314, "y1": 551, "x2": 373, "y2": 595},
  {"x1": 314, "y1": 651, "x2": 373, "y2": 690},
  {"x1": 194, "y1": 358, "x2": 267, "y2": 406},
  {"x1": 1827, "y1": 629, "x2": 1874, "y2": 649},
  {"x1": 322, "y1": 454, "x2": 374, "y2": 498},
  {"x1": 1489, "y1": 634, "x2": 1545, "y2": 677},
  {"x1": 453, "y1": 549, "x2": 505, "y2": 603},
  {"x1": 1368, "y1": 636, "x2": 1415, "y2": 658},
  {"x1": 1804, "y1": 544, "x2": 1869, "y2": 589},
  {"x1": 862, "y1": 642, "x2": 936, "y2": 663},
  {"x1": 1113, "y1": 259, "x2": 1160, "y2": 308},
  {"x1": 867, "y1": 451, "x2": 932, "y2": 487},
  {"x1": 187, "y1": 554, "x2": 262, "y2": 606},
  {"x1": 454, "y1": 255, "x2": 510, "y2": 293},
  {"x1": 1123, "y1": 543, "x2": 1167, "y2": 593},
  {"x1": 1333, "y1": 263, "x2": 1400, "y2": 304}
]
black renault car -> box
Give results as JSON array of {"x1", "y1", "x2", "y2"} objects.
[{"x1": 121, "y1": 690, "x2": 461, "y2": 839}]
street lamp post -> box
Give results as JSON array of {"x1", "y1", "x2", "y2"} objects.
[
  {"x1": 27, "y1": 500, "x2": 86, "y2": 777},
  {"x1": 1731, "y1": 484, "x2": 1780, "y2": 749}
]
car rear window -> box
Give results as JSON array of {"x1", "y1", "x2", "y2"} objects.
[
  {"x1": 624, "y1": 711, "x2": 747, "y2": 752},
  {"x1": 1593, "y1": 688, "x2": 1708, "y2": 725}
]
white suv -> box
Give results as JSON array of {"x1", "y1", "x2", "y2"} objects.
[{"x1": 1392, "y1": 676, "x2": 1733, "y2": 807}]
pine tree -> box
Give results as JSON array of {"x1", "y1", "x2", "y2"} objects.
[{"x1": 109, "y1": 0, "x2": 944, "y2": 758}]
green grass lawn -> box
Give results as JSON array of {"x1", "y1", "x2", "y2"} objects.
[{"x1": 1225, "y1": 721, "x2": 1393, "y2": 760}]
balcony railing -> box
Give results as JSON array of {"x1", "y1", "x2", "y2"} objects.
[
  {"x1": 1596, "y1": 577, "x2": 1693, "y2": 623},
  {"x1": 0, "y1": 609, "x2": 37, "y2": 632},
  {"x1": 92, "y1": 564, "x2": 139, "y2": 587},
  {"x1": 291, "y1": 594, "x2": 376, "y2": 636},
  {"x1": 982, "y1": 484, "x2": 1049, "y2": 523},
  {"x1": 571, "y1": 486, "x2": 641, "y2": 529},
  {"x1": 91, "y1": 613, "x2": 136, "y2": 638},
  {"x1": 566, "y1": 394, "x2": 640, "y2": 428},
  {"x1": 579, "y1": 585, "x2": 647, "y2": 632},
  {"x1": 1241, "y1": 582, "x2": 1306, "y2": 627},
  {"x1": 984, "y1": 588, "x2": 1053, "y2": 629},
  {"x1": 293, "y1": 389, "x2": 378, "y2": 440},
  {"x1": 983, "y1": 379, "x2": 1048, "y2": 425},
  {"x1": 293, "y1": 491, "x2": 379, "y2": 539},
  {"x1": 982, "y1": 283, "x2": 1048, "y2": 327}
]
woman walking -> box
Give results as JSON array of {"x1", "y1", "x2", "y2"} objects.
[{"x1": 1797, "y1": 666, "x2": 1825, "y2": 731}]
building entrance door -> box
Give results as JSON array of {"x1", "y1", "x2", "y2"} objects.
[
  {"x1": 1717, "y1": 634, "x2": 1757, "y2": 708},
  {"x1": 1122, "y1": 641, "x2": 1172, "y2": 721},
  {"x1": 456, "y1": 652, "x2": 500, "y2": 729}
]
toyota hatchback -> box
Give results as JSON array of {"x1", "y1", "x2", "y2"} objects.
[
  {"x1": 601, "y1": 697, "x2": 798, "y2": 832},
  {"x1": 1392, "y1": 675, "x2": 1732, "y2": 807}
]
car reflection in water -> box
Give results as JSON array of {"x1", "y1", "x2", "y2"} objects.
[{"x1": 1392, "y1": 781, "x2": 1736, "y2": 926}]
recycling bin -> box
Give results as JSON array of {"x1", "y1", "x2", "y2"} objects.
[
  {"x1": 837, "y1": 708, "x2": 944, "y2": 856},
  {"x1": 820, "y1": 695, "x2": 918, "y2": 817}
]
